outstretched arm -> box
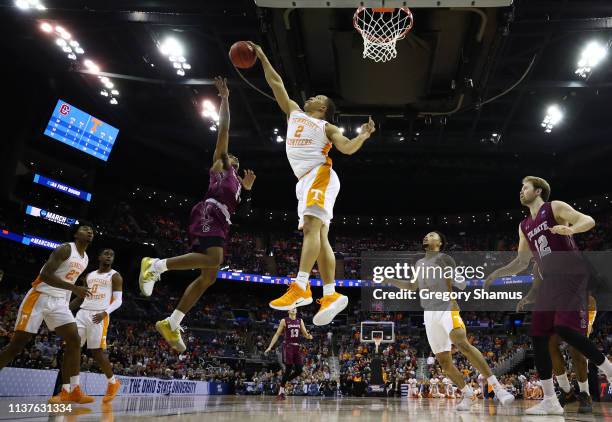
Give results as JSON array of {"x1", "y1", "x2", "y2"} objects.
[
  {"x1": 327, "y1": 118, "x2": 375, "y2": 155},
  {"x1": 264, "y1": 319, "x2": 285, "y2": 354},
  {"x1": 247, "y1": 42, "x2": 300, "y2": 116},
  {"x1": 212, "y1": 76, "x2": 231, "y2": 170},
  {"x1": 484, "y1": 224, "x2": 532, "y2": 290}
]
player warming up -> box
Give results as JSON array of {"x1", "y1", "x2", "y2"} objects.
[
  {"x1": 70, "y1": 248, "x2": 123, "y2": 403},
  {"x1": 386, "y1": 231, "x2": 514, "y2": 411},
  {"x1": 264, "y1": 308, "x2": 313, "y2": 400},
  {"x1": 0, "y1": 223, "x2": 94, "y2": 404},
  {"x1": 248, "y1": 41, "x2": 375, "y2": 325},
  {"x1": 138, "y1": 77, "x2": 256, "y2": 352},
  {"x1": 485, "y1": 176, "x2": 612, "y2": 415}
]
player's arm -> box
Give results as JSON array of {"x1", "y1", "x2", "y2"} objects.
[
  {"x1": 247, "y1": 42, "x2": 300, "y2": 115},
  {"x1": 550, "y1": 200, "x2": 596, "y2": 235},
  {"x1": 264, "y1": 319, "x2": 285, "y2": 354},
  {"x1": 516, "y1": 262, "x2": 541, "y2": 312},
  {"x1": 40, "y1": 244, "x2": 90, "y2": 298},
  {"x1": 327, "y1": 119, "x2": 375, "y2": 155},
  {"x1": 484, "y1": 224, "x2": 532, "y2": 290},
  {"x1": 93, "y1": 272, "x2": 123, "y2": 324},
  {"x1": 69, "y1": 274, "x2": 87, "y2": 313},
  {"x1": 211, "y1": 76, "x2": 231, "y2": 171},
  {"x1": 300, "y1": 319, "x2": 313, "y2": 340}
]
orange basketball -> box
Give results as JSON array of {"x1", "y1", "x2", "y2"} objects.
[{"x1": 229, "y1": 41, "x2": 257, "y2": 69}]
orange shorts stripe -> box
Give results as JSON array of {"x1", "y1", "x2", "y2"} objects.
[
  {"x1": 16, "y1": 290, "x2": 41, "y2": 331},
  {"x1": 451, "y1": 311, "x2": 465, "y2": 330},
  {"x1": 306, "y1": 163, "x2": 332, "y2": 208},
  {"x1": 100, "y1": 314, "x2": 110, "y2": 349}
]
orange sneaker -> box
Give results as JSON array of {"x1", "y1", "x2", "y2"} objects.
[
  {"x1": 69, "y1": 385, "x2": 95, "y2": 404},
  {"x1": 48, "y1": 388, "x2": 71, "y2": 404},
  {"x1": 269, "y1": 283, "x2": 313, "y2": 310},
  {"x1": 312, "y1": 292, "x2": 348, "y2": 326},
  {"x1": 103, "y1": 379, "x2": 121, "y2": 403}
]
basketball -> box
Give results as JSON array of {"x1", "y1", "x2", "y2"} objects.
[{"x1": 229, "y1": 41, "x2": 257, "y2": 69}]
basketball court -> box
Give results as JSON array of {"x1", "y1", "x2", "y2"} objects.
[{"x1": 2, "y1": 396, "x2": 610, "y2": 421}]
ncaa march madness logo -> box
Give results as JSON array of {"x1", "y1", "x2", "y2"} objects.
[{"x1": 59, "y1": 103, "x2": 70, "y2": 116}]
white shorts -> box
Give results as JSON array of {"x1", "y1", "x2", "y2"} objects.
[
  {"x1": 296, "y1": 163, "x2": 340, "y2": 229},
  {"x1": 15, "y1": 289, "x2": 75, "y2": 333},
  {"x1": 424, "y1": 310, "x2": 465, "y2": 354},
  {"x1": 76, "y1": 309, "x2": 110, "y2": 350}
]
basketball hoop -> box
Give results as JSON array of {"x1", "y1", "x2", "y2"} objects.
[{"x1": 353, "y1": 7, "x2": 414, "y2": 63}]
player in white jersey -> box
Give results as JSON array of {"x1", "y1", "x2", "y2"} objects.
[
  {"x1": 248, "y1": 42, "x2": 375, "y2": 326},
  {"x1": 429, "y1": 376, "x2": 441, "y2": 398},
  {"x1": 70, "y1": 249, "x2": 123, "y2": 403},
  {"x1": 0, "y1": 223, "x2": 94, "y2": 404},
  {"x1": 386, "y1": 231, "x2": 514, "y2": 411},
  {"x1": 408, "y1": 377, "x2": 419, "y2": 398}
]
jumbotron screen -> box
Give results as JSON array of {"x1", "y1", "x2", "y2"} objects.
[{"x1": 43, "y1": 99, "x2": 119, "y2": 161}]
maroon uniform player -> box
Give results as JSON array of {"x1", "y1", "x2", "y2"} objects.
[
  {"x1": 138, "y1": 77, "x2": 256, "y2": 352},
  {"x1": 265, "y1": 308, "x2": 313, "y2": 400},
  {"x1": 485, "y1": 176, "x2": 612, "y2": 415}
]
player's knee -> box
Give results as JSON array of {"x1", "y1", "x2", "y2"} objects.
[
  {"x1": 196, "y1": 275, "x2": 216, "y2": 289},
  {"x1": 302, "y1": 217, "x2": 321, "y2": 236},
  {"x1": 63, "y1": 332, "x2": 81, "y2": 348}
]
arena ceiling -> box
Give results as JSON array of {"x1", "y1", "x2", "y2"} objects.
[{"x1": 2, "y1": 0, "x2": 612, "y2": 213}]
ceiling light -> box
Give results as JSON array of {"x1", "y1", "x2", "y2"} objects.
[
  {"x1": 75, "y1": 47, "x2": 84, "y2": 55},
  {"x1": 182, "y1": 63, "x2": 191, "y2": 70},
  {"x1": 100, "y1": 90, "x2": 108, "y2": 97},
  {"x1": 542, "y1": 105, "x2": 563, "y2": 133},
  {"x1": 40, "y1": 22, "x2": 52, "y2": 32},
  {"x1": 67, "y1": 53, "x2": 76, "y2": 60},
  {"x1": 111, "y1": 89, "x2": 119, "y2": 96},
  {"x1": 356, "y1": 127, "x2": 362, "y2": 134},
  {"x1": 110, "y1": 98, "x2": 118, "y2": 105},
  {"x1": 210, "y1": 125, "x2": 217, "y2": 131},
  {"x1": 276, "y1": 135, "x2": 284, "y2": 143},
  {"x1": 55, "y1": 38, "x2": 67, "y2": 47},
  {"x1": 177, "y1": 69, "x2": 185, "y2": 76},
  {"x1": 159, "y1": 37, "x2": 184, "y2": 57},
  {"x1": 575, "y1": 41, "x2": 608, "y2": 78}
]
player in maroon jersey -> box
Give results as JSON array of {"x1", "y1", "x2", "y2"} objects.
[
  {"x1": 264, "y1": 308, "x2": 313, "y2": 400},
  {"x1": 137, "y1": 77, "x2": 256, "y2": 352},
  {"x1": 485, "y1": 176, "x2": 612, "y2": 415}
]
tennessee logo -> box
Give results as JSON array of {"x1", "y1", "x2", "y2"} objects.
[{"x1": 309, "y1": 189, "x2": 324, "y2": 202}]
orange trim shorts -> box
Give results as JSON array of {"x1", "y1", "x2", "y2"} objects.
[
  {"x1": 295, "y1": 163, "x2": 340, "y2": 229},
  {"x1": 76, "y1": 309, "x2": 110, "y2": 350},
  {"x1": 424, "y1": 310, "x2": 466, "y2": 354},
  {"x1": 15, "y1": 289, "x2": 75, "y2": 333}
]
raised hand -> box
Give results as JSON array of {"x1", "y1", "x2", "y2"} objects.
[
  {"x1": 214, "y1": 76, "x2": 229, "y2": 98},
  {"x1": 239, "y1": 169, "x2": 256, "y2": 190},
  {"x1": 245, "y1": 41, "x2": 264, "y2": 59},
  {"x1": 359, "y1": 116, "x2": 376, "y2": 138}
]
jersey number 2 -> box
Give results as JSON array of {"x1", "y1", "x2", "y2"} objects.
[{"x1": 294, "y1": 125, "x2": 304, "y2": 138}]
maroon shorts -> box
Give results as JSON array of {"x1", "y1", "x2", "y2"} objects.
[
  {"x1": 529, "y1": 274, "x2": 588, "y2": 336},
  {"x1": 283, "y1": 344, "x2": 303, "y2": 366},
  {"x1": 188, "y1": 201, "x2": 229, "y2": 250}
]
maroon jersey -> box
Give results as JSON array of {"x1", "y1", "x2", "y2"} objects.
[
  {"x1": 283, "y1": 317, "x2": 302, "y2": 345},
  {"x1": 520, "y1": 202, "x2": 580, "y2": 275},
  {"x1": 204, "y1": 167, "x2": 241, "y2": 214}
]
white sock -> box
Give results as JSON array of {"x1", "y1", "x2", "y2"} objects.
[
  {"x1": 323, "y1": 283, "x2": 335, "y2": 296},
  {"x1": 597, "y1": 357, "x2": 612, "y2": 376},
  {"x1": 70, "y1": 375, "x2": 80, "y2": 391},
  {"x1": 541, "y1": 378, "x2": 555, "y2": 398},
  {"x1": 461, "y1": 384, "x2": 474, "y2": 397},
  {"x1": 168, "y1": 310, "x2": 185, "y2": 331},
  {"x1": 152, "y1": 258, "x2": 168, "y2": 273},
  {"x1": 295, "y1": 272, "x2": 309, "y2": 291},
  {"x1": 556, "y1": 373, "x2": 571, "y2": 393},
  {"x1": 578, "y1": 380, "x2": 589, "y2": 395},
  {"x1": 487, "y1": 375, "x2": 500, "y2": 389},
  {"x1": 62, "y1": 384, "x2": 70, "y2": 392},
  {"x1": 108, "y1": 375, "x2": 117, "y2": 384}
]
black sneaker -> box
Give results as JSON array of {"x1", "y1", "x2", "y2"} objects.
[
  {"x1": 577, "y1": 391, "x2": 593, "y2": 413},
  {"x1": 557, "y1": 388, "x2": 577, "y2": 407}
]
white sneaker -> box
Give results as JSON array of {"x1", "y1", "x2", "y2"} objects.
[
  {"x1": 139, "y1": 257, "x2": 161, "y2": 296},
  {"x1": 456, "y1": 394, "x2": 477, "y2": 411},
  {"x1": 312, "y1": 293, "x2": 348, "y2": 326},
  {"x1": 525, "y1": 396, "x2": 564, "y2": 415},
  {"x1": 494, "y1": 387, "x2": 515, "y2": 406}
]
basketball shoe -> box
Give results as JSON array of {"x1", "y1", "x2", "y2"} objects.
[
  {"x1": 156, "y1": 319, "x2": 186, "y2": 352},
  {"x1": 103, "y1": 379, "x2": 121, "y2": 403},
  {"x1": 525, "y1": 396, "x2": 564, "y2": 415},
  {"x1": 456, "y1": 394, "x2": 477, "y2": 411},
  {"x1": 312, "y1": 292, "x2": 348, "y2": 326},
  {"x1": 269, "y1": 283, "x2": 313, "y2": 310},
  {"x1": 139, "y1": 257, "x2": 161, "y2": 296},
  {"x1": 49, "y1": 386, "x2": 95, "y2": 404}
]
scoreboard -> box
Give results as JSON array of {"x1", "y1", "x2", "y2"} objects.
[{"x1": 43, "y1": 99, "x2": 119, "y2": 161}]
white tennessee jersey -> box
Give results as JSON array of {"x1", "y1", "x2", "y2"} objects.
[
  {"x1": 81, "y1": 269, "x2": 117, "y2": 311},
  {"x1": 33, "y1": 243, "x2": 88, "y2": 300},
  {"x1": 286, "y1": 110, "x2": 332, "y2": 179}
]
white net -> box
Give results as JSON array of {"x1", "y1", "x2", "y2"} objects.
[{"x1": 353, "y1": 7, "x2": 413, "y2": 63}]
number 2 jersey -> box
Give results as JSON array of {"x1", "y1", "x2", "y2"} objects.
[
  {"x1": 286, "y1": 110, "x2": 332, "y2": 179},
  {"x1": 32, "y1": 242, "x2": 89, "y2": 301},
  {"x1": 520, "y1": 201, "x2": 585, "y2": 278}
]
